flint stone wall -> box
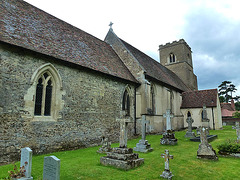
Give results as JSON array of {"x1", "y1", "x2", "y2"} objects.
[{"x1": 0, "y1": 42, "x2": 136, "y2": 164}]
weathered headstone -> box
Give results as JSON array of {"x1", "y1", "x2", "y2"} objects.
[
  {"x1": 232, "y1": 122, "x2": 240, "y2": 142},
  {"x1": 43, "y1": 156, "x2": 60, "y2": 180},
  {"x1": 160, "y1": 109, "x2": 177, "y2": 145},
  {"x1": 100, "y1": 111, "x2": 144, "y2": 170},
  {"x1": 201, "y1": 105, "x2": 210, "y2": 128},
  {"x1": 160, "y1": 150, "x2": 174, "y2": 179},
  {"x1": 185, "y1": 117, "x2": 195, "y2": 138},
  {"x1": 197, "y1": 127, "x2": 218, "y2": 160},
  {"x1": 97, "y1": 136, "x2": 112, "y2": 153},
  {"x1": 163, "y1": 109, "x2": 174, "y2": 130},
  {"x1": 134, "y1": 115, "x2": 153, "y2": 152},
  {"x1": 20, "y1": 147, "x2": 33, "y2": 180}
]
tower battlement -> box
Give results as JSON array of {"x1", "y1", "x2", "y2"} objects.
[{"x1": 159, "y1": 39, "x2": 191, "y2": 52}]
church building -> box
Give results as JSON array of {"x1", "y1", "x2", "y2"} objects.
[{"x1": 0, "y1": 0, "x2": 222, "y2": 164}]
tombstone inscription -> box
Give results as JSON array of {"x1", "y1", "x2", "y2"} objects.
[
  {"x1": 20, "y1": 147, "x2": 33, "y2": 180},
  {"x1": 43, "y1": 156, "x2": 60, "y2": 180}
]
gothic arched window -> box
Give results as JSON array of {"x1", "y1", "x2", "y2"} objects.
[
  {"x1": 122, "y1": 90, "x2": 130, "y2": 116},
  {"x1": 169, "y1": 53, "x2": 176, "y2": 63},
  {"x1": 34, "y1": 72, "x2": 53, "y2": 116}
]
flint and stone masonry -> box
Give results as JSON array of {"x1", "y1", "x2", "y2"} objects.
[{"x1": 0, "y1": 42, "x2": 136, "y2": 163}]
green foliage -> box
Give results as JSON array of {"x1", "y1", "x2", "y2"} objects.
[
  {"x1": 217, "y1": 139, "x2": 240, "y2": 153},
  {"x1": 235, "y1": 102, "x2": 240, "y2": 111},
  {"x1": 233, "y1": 111, "x2": 240, "y2": 118},
  {"x1": 218, "y1": 81, "x2": 238, "y2": 103},
  {"x1": 219, "y1": 96, "x2": 225, "y2": 103},
  {"x1": 1, "y1": 126, "x2": 240, "y2": 179}
]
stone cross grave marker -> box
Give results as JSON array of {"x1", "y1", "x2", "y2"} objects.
[
  {"x1": 160, "y1": 149, "x2": 174, "y2": 179},
  {"x1": 116, "y1": 112, "x2": 132, "y2": 148},
  {"x1": 185, "y1": 117, "x2": 195, "y2": 138},
  {"x1": 141, "y1": 115, "x2": 149, "y2": 141},
  {"x1": 200, "y1": 127, "x2": 208, "y2": 145},
  {"x1": 20, "y1": 147, "x2": 33, "y2": 180},
  {"x1": 163, "y1": 109, "x2": 174, "y2": 130},
  {"x1": 232, "y1": 122, "x2": 240, "y2": 142},
  {"x1": 43, "y1": 156, "x2": 60, "y2": 180}
]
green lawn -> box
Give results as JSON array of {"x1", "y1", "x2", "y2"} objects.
[{"x1": 0, "y1": 126, "x2": 240, "y2": 180}]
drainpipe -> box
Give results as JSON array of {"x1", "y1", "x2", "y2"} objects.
[{"x1": 212, "y1": 107, "x2": 215, "y2": 130}]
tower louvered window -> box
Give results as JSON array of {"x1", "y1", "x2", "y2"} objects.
[{"x1": 169, "y1": 53, "x2": 176, "y2": 63}]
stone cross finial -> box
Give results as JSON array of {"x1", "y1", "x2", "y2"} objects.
[
  {"x1": 163, "y1": 109, "x2": 174, "y2": 130},
  {"x1": 116, "y1": 112, "x2": 132, "y2": 148},
  {"x1": 186, "y1": 117, "x2": 194, "y2": 132},
  {"x1": 109, "y1": 22, "x2": 113, "y2": 30},
  {"x1": 161, "y1": 150, "x2": 173, "y2": 171},
  {"x1": 160, "y1": 150, "x2": 174, "y2": 179}
]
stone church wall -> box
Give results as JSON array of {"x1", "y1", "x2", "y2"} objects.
[{"x1": 0, "y1": 42, "x2": 135, "y2": 164}]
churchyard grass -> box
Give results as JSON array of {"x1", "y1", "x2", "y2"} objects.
[{"x1": 0, "y1": 126, "x2": 240, "y2": 179}]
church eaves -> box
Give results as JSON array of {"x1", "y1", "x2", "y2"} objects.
[{"x1": 0, "y1": 0, "x2": 138, "y2": 84}]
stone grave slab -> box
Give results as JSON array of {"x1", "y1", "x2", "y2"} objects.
[
  {"x1": 20, "y1": 147, "x2": 33, "y2": 180},
  {"x1": 43, "y1": 156, "x2": 60, "y2": 180}
]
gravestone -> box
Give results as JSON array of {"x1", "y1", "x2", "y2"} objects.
[
  {"x1": 20, "y1": 147, "x2": 33, "y2": 180},
  {"x1": 201, "y1": 105, "x2": 210, "y2": 128},
  {"x1": 100, "y1": 111, "x2": 144, "y2": 170},
  {"x1": 185, "y1": 117, "x2": 195, "y2": 138},
  {"x1": 160, "y1": 109, "x2": 178, "y2": 145},
  {"x1": 134, "y1": 115, "x2": 153, "y2": 152},
  {"x1": 43, "y1": 156, "x2": 60, "y2": 180},
  {"x1": 197, "y1": 127, "x2": 218, "y2": 160},
  {"x1": 232, "y1": 122, "x2": 240, "y2": 142},
  {"x1": 160, "y1": 150, "x2": 174, "y2": 179},
  {"x1": 97, "y1": 136, "x2": 112, "y2": 153}
]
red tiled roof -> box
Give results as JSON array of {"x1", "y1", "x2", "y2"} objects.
[
  {"x1": 120, "y1": 40, "x2": 190, "y2": 92},
  {"x1": 221, "y1": 108, "x2": 236, "y2": 117},
  {"x1": 181, "y1": 89, "x2": 218, "y2": 108},
  {"x1": 221, "y1": 103, "x2": 235, "y2": 111},
  {"x1": 0, "y1": 0, "x2": 138, "y2": 83}
]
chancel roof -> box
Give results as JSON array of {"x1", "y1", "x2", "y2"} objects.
[
  {"x1": 120, "y1": 40, "x2": 190, "y2": 92},
  {"x1": 181, "y1": 89, "x2": 218, "y2": 108},
  {"x1": 0, "y1": 0, "x2": 137, "y2": 83}
]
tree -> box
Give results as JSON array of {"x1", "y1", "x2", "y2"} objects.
[
  {"x1": 235, "y1": 102, "x2": 240, "y2": 111},
  {"x1": 218, "y1": 81, "x2": 238, "y2": 103},
  {"x1": 233, "y1": 111, "x2": 240, "y2": 118}
]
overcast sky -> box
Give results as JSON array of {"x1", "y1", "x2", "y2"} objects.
[{"x1": 24, "y1": 0, "x2": 240, "y2": 96}]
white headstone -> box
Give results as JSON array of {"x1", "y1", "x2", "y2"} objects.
[
  {"x1": 163, "y1": 109, "x2": 174, "y2": 130},
  {"x1": 20, "y1": 147, "x2": 33, "y2": 180},
  {"x1": 43, "y1": 156, "x2": 60, "y2": 180}
]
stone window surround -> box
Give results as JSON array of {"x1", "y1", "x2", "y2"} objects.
[
  {"x1": 122, "y1": 85, "x2": 133, "y2": 117},
  {"x1": 24, "y1": 63, "x2": 63, "y2": 121},
  {"x1": 168, "y1": 53, "x2": 176, "y2": 64}
]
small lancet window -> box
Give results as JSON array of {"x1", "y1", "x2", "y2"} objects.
[
  {"x1": 187, "y1": 111, "x2": 191, "y2": 117},
  {"x1": 34, "y1": 72, "x2": 53, "y2": 116},
  {"x1": 169, "y1": 53, "x2": 176, "y2": 63},
  {"x1": 122, "y1": 90, "x2": 130, "y2": 116},
  {"x1": 150, "y1": 84, "x2": 155, "y2": 114}
]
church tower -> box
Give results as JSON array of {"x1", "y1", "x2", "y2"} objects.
[{"x1": 159, "y1": 39, "x2": 198, "y2": 91}]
